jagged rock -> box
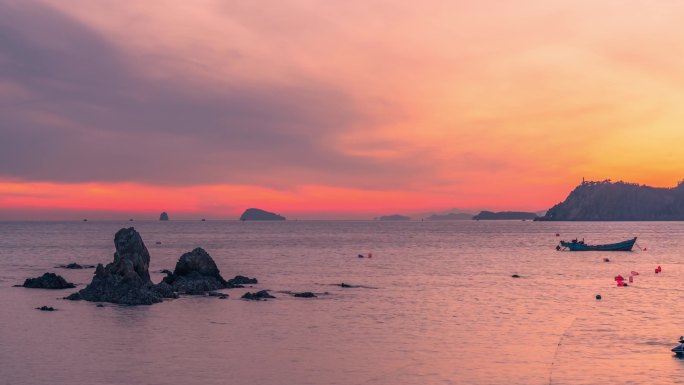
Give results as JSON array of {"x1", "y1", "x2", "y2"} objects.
[
  {"x1": 161, "y1": 248, "x2": 227, "y2": 294},
  {"x1": 22, "y1": 273, "x2": 75, "y2": 289},
  {"x1": 36, "y1": 306, "x2": 56, "y2": 311},
  {"x1": 293, "y1": 292, "x2": 317, "y2": 298},
  {"x1": 226, "y1": 275, "x2": 258, "y2": 287},
  {"x1": 68, "y1": 227, "x2": 173, "y2": 305},
  {"x1": 242, "y1": 290, "x2": 275, "y2": 300}
]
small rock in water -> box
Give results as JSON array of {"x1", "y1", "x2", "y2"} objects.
[
  {"x1": 511, "y1": 274, "x2": 520, "y2": 278},
  {"x1": 595, "y1": 294, "x2": 602, "y2": 300},
  {"x1": 96, "y1": 304, "x2": 104, "y2": 307},
  {"x1": 22, "y1": 273, "x2": 76, "y2": 289},
  {"x1": 603, "y1": 258, "x2": 610, "y2": 263},
  {"x1": 36, "y1": 306, "x2": 56, "y2": 311},
  {"x1": 357, "y1": 254, "x2": 365, "y2": 258},
  {"x1": 242, "y1": 290, "x2": 275, "y2": 301},
  {"x1": 226, "y1": 275, "x2": 258, "y2": 287},
  {"x1": 155, "y1": 241, "x2": 162, "y2": 245},
  {"x1": 294, "y1": 292, "x2": 317, "y2": 298}
]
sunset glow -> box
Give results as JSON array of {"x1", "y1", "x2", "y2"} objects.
[{"x1": 2, "y1": 0, "x2": 684, "y2": 219}]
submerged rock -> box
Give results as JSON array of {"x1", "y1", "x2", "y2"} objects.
[
  {"x1": 293, "y1": 291, "x2": 317, "y2": 298},
  {"x1": 242, "y1": 290, "x2": 275, "y2": 300},
  {"x1": 36, "y1": 306, "x2": 56, "y2": 311},
  {"x1": 56, "y1": 263, "x2": 95, "y2": 269},
  {"x1": 161, "y1": 248, "x2": 228, "y2": 294},
  {"x1": 22, "y1": 273, "x2": 75, "y2": 289},
  {"x1": 68, "y1": 227, "x2": 172, "y2": 305}
]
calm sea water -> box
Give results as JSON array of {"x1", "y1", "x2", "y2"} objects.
[{"x1": 1, "y1": 220, "x2": 683, "y2": 385}]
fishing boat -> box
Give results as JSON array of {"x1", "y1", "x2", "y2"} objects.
[{"x1": 557, "y1": 237, "x2": 637, "y2": 251}]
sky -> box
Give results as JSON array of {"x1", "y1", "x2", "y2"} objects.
[{"x1": 1, "y1": 0, "x2": 684, "y2": 220}]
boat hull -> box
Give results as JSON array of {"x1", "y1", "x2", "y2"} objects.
[{"x1": 560, "y1": 237, "x2": 636, "y2": 251}]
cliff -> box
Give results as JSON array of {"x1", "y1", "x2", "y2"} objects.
[
  {"x1": 472, "y1": 211, "x2": 538, "y2": 220},
  {"x1": 239, "y1": 208, "x2": 286, "y2": 221},
  {"x1": 537, "y1": 180, "x2": 684, "y2": 221}
]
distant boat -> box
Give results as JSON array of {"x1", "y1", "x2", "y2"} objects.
[
  {"x1": 672, "y1": 336, "x2": 684, "y2": 356},
  {"x1": 558, "y1": 237, "x2": 637, "y2": 251}
]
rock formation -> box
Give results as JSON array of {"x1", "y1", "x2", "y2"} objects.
[
  {"x1": 378, "y1": 214, "x2": 411, "y2": 221},
  {"x1": 472, "y1": 211, "x2": 538, "y2": 220},
  {"x1": 241, "y1": 290, "x2": 275, "y2": 300},
  {"x1": 239, "y1": 208, "x2": 285, "y2": 221},
  {"x1": 22, "y1": 273, "x2": 75, "y2": 289},
  {"x1": 56, "y1": 263, "x2": 95, "y2": 269},
  {"x1": 538, "y1": 180, "x2": 684, "y2": 221},
  {"x1": 159, "y1": 212, "x2": 169, "y2": 221},
  {"x1": 160, "y1": 247, "x2": 228, "y2": 294},
  {"x1": 66, "y1": 227, "x2": 172, "y2": 305}
]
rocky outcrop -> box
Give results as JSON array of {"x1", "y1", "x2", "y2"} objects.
[
  {"x1": 56, "y1": 263, "x2": 95, "y2": 269},
  {"x1": 22, "y1": 273, "x2": 75, "y2": 289},
  {"x1": 378, "y1": 214, "x2": 411, "y2": 221},
  {"x1": 66, "y1": 227, "x2": 172, "y2": 305},
  {"x1": 159, "y1": 212, "x2": 169, "y2": 221},
  {"x1": 538, "y1": 180, "x2": 684, "y2": 221},
  {"x1": 242, "y1": 290, "x2": 275, "y2": 300},
  {"x1": 226, "y1": 275, "x2": 258, "y2": 287},
  {"x1": 161, "y1": 247, "x2": 237, "y2": 294},
  {"x1": 239, "y1": 208, "x2": 285, "y2": 221},
  {"x1": 293, "y1": 291, "x2": 317, "y2": 298},
  {"x1": 472, "y1": 211, "x2": 538, "y2": 220},
  {"x1": 36, "y1": 306, "x2": 56, "y2": 311}
]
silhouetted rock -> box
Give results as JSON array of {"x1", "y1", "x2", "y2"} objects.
[
  {"x1": 537, "y1": 180, "x2": 684, "y2": 221},
  {"x1": 239, "y1": 208, "x2": 285, "y2": 221},
  {"x1": 242, "y1": 290, "x2": 275, "y2": 300},
  {"x1": 160, "y1": 212, "x2": 169, "y2": 221},
  {"x1": 294, "y1": 291, "x2": 317, "y2": 298},
  {"x1": 68, "y1": 227, "x2": 171, "y2": 305},
  {"x1": 206, "y1": 291, "x2": 229, "y2": 299},
  {"x1": 56, "y1": 263, "x2": 95, "y2": 269},
  {"x1": 226, "y1": 275, "x2": 258, "y2": 287},
  {"x1": 36, "y1": 306, "x2": 56, "y2": 311},
  {"x1": 472, "y1": 211, "x2": 538, "y2": 220},
  {"x1": 161, "y1": 248, "x2": 227, "y2": 294},
  {"x1": 426, "y1": 213, "x2": 473, "y2": 220},
  {"x1": 22, "y1": 273, "x2": 75, "y2": 289},
  {"x1": 379, "y1": 214, "x2": 411, "y2": 221}
]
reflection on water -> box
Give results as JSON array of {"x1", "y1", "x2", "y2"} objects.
[{"x1": 1, "y1": 220, "x2": 684, "y2": 384}]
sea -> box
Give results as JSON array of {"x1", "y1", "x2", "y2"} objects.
[{"x1": 1, "y1": 220, "x2": 683, "y2": 385}]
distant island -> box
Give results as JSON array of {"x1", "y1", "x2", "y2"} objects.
[
  {"x1": 426, "y1": 213, "x2": 473, "y2": 220},
  {"x1": 159, "y1": 212, "x2": 169, "y2": 221},
  {"x1": 537, "y1": 180, "x2": 684, "y2": 221},
  {"x1": 472, "y1": 211, "x2": 538, "y2": 220},
  {"x1": 379, "y1": 214, "x2": 411, "y2": 221},
  {"x1": 239, "y1": 208, "x2": 286, "y2": 221}
]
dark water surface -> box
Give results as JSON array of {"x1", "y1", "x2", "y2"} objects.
[{"x1": 1, "y1": 221, "x2": 683, "y2": 385}]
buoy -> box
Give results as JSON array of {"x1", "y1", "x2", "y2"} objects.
[
  {"x1": 368, "y1": 253, "x2": 372, "y2": 258},
  {"x1": 630, "y1": 271, "x2": 639, "y2": 276},
  {"x1": 617, "y1": 281, "x2": 624, "y2": 287},
  {"x1": 614, "y1": 275, "x2": 624, "y2": 282},
  {"x1": 357, "y1": 254, "x2": 365, "y2": 258},
  {"x1": 595, "y1": 294, "x2": 602, "y2": 300},
  {"x1": 628, "y1": 276, "x2": 633, "y2": 283}
]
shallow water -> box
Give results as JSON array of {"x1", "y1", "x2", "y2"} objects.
[{"x1": 1, "y1": 220, "x2": 683, "y2": 385}]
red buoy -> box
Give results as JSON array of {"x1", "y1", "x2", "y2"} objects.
[{"x1": 628, "y1": 276, "x2": 633, "y2": 283}]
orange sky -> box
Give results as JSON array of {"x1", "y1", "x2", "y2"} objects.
[{"x1": 1, "y1": 1, "x2": 684, "y2": 219}]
